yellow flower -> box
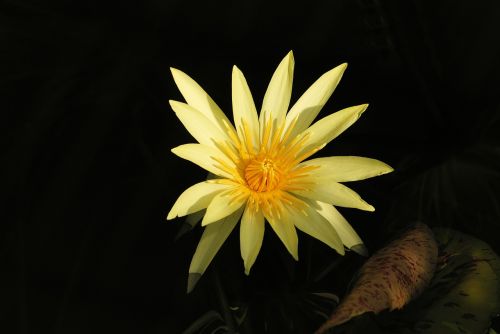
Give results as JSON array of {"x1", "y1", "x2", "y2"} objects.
[{"x1": 167, "y1": 51, "x2": 393, "y2": 292}]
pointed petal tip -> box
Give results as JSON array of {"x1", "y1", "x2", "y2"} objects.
[
  {"x1": 201, "y1": 208, "x2": 222, "y2": 226},
  {"x1": 324, "y1": 63, "x2": 347, "y2": 77},
  {"x1": 334, "y1": 62, "x2": 348, "y2": 73},
  {"x1": 352, "y1": 103, "x2": 369, "y2": 120},
  {"x1": 168, "y1": 99, "x2": 180, "y2": 109},
  {"x1": 170, "y1": 68, "x2": 186, "y2": 83},
  {"x1": 366, "y1": 204, "x2": 375, "y2": 212},
  {"x1": 187, "y1": 272, "x2": 202, "y2": 294},
  {"x1": 377, "y1": 164, "x2": 395, "y2": 177},
  {"x1": 276, "y1": 51, "x2": 294, "y2": 71},
  {"x1": 166, "y1": 211, "x2": 176, "y2": 220},
  {"x1": 337, "y1": 246, "x2": 346, "y2": 256},
  {"x1": 286, "y1": 51, "x2": 295, "y2": 71},
  {"x1": 166, "y1": 201, "x2": 179, "y2": 220},
  {"x1": 232, "y1": 65, "x2": 246, "y2": 81},
  {"x1": 350, "y1": 243, "x2": 369, "y2": 257},
  {"x1": 360, "y1": 103, "x2": 369, "y2": 113}
]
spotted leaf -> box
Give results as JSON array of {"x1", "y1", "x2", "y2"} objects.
[{"x1": 316, "y1": 223, "x2": 438, "y2": 333}]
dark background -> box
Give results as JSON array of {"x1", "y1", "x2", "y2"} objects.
[{"x1": 2, "y1": 0, "x2": 500, "y2": 333}]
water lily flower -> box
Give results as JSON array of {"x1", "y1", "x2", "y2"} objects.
[{"x1": 167, "y1": 51, "x2": 393, "y2": 292}]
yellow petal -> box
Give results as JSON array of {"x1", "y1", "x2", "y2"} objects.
[
  {"x1": 202, "y1": 189, "x2": 248, "y2": 226},
  {"x1": 259, "y1": 51, "x2": 294, "y2": 135},
  {"x1": 289, "y1": 181, "x2": 374, "y2": 211},
  {"x1": 299, "y1": 156, "x2": 393, "y2": 182},
  {"x1": 170, "y1": 67, "x2": 236, "y2": 135},
  {"x1": 169, "y1": 100, "x2": 230, "y2": 147},
  {"x1": 240, "y1": 206, "x2": 265, "y2": 275},
  {"x1": 289, "y1": 201, "x2": 344, "y2": 255},
  {"x1": 285, "y1": 63, "x2": 347, "y2": 139},
  {"x1": 299, "y1": 104, "x2": 368, "y2": 156},
  {"x1": 315, "y1": 201, "x2": 364, "y2": 249},
  {"x1": 171, "y1": 144, "x2": 234, "y2": 179},
  {"x1": 188, "y1": 208, "x2": 243, "y2": 288},
  {"x1": 167, "y1": 181, "x2": 229, "y2": 220},
  {"x1": 267, "y1": 213, "x2": 299, "y2": 260},
  {"x1": 232, "y1": 66, "x2": 260, "y2": 148}
]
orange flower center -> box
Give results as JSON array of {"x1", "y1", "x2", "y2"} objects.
[{"x1": 244, "y1": 157, "x2": 281, "y2": 192}]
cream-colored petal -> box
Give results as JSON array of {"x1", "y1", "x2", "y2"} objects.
[
  {"x1": 315, "y1": 201, "x2": 364, "y2": 249},
  {"x1": 259, "y1": 51, "x2": 294, "y2": 135},
  {"x1": 299, "y1": 104, "x2": 368, "y2": 156},
  {"x1": 232, "y1": 66, "x2": 259, "y2": 148},
  {"x1": 169, "y1": 100, "x2": 230, "y2": 147},
  {"x1": 240, "y1": 206, "x2": 265, "y2": 275},
  {"x1": 171, "y1": 144, "x2": 234, "y2": 179},
  {"x1": 266, "y1": 213, "x2": 299, "y2": 260},
  {"x1": 285, "y1": 63, "x2": 347, "y2": 139},
  {"x1": 299, "y1": 156, "x2": 394, "y2": 182},
  {"x1": 167, "y1": 181, "x2": 229, "y2": 220},
  {"x1": 170, "y1": 67, "x2": 236, "y2": 135},
  {"x1": 289, "y1": 181, "x2": 374, "y2": 211},
  {"x1": 202, "y1": 189, "x2": 248, "y2": 226},
  {"x1": 188, "y1": 207, "x2": 243, "y2": 281},
  {"x1": 288, "y1": 201, "x2": 344, "y2": 255}
]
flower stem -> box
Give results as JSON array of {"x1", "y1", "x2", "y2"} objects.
[{"x1": 212, "y1": 269, "x2": 237, "y2": 333}]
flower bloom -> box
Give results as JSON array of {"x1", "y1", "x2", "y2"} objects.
[{"x1": 167, "y1": 51, "x2": 393, "y2": 292}]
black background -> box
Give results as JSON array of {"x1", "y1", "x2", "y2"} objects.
[{"x1": 2, "y1": 0, "x2": 500, "y2": 333}]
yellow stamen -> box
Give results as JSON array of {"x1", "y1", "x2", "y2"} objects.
[{"x1": 217, "y1": 113, "x2": 319, "y2": 221}]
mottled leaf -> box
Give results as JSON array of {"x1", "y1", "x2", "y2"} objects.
[
  {"x1": 394, "y1": 227, "x2": 500, "y2": 333},
  {"x1": 316, "y1": 223, "x2": 438, "y2": 333},
  {"x1": 319, "y1": 227, "x2": 500, "y2": 334}
]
